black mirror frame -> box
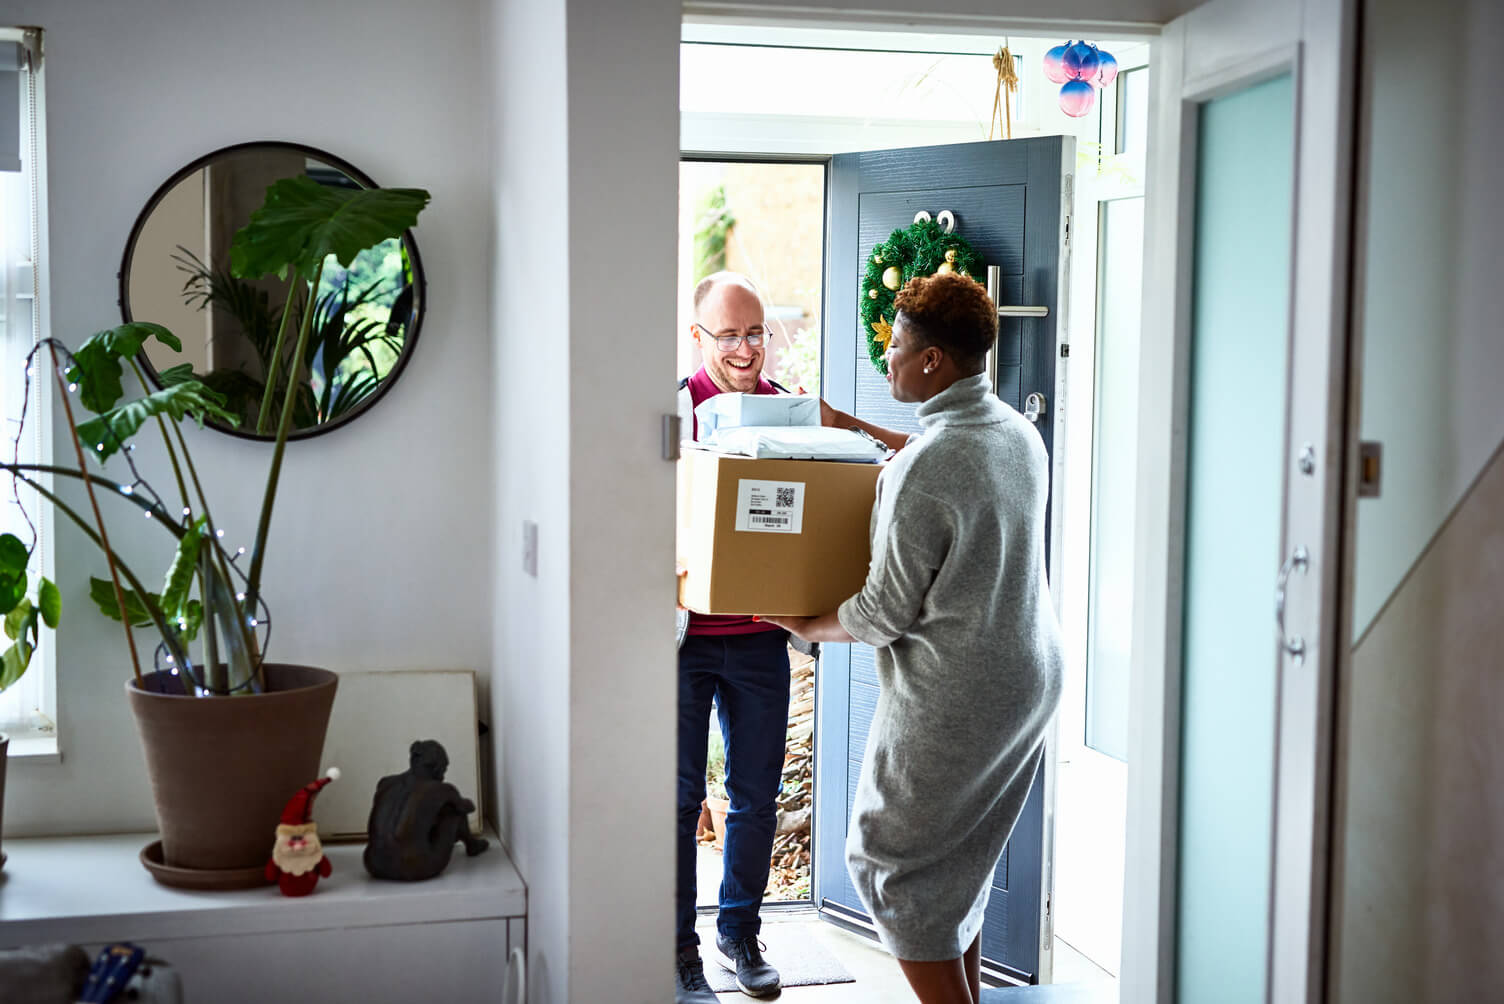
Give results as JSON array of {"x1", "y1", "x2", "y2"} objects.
[{"x1": 118, "y1": 140, "x2": 428, "y2": 442}]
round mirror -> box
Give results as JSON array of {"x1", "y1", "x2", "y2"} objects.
[{"x1": 120, "y1": 142, "x2": 426, "y2": 440}]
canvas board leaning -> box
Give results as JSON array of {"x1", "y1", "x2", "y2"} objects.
[{"x1": 318, "y1": 669, "x2": 484, "y2": 839}]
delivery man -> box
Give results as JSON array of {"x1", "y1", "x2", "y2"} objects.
[
  {"x1": 674, "y1": 272, "x2": 790, "y2": 1003},
  {"x1": 673, "y1": 272, "x2": 911, "y2": 1003}
]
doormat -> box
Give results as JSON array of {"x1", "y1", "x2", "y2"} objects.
[{"x1": 703, "y1": 925, "x2": 855, "y2": 991}]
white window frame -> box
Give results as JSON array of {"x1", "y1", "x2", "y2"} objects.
[{"x1": 0, "y1": 25, "x2": 55, "y2": 758}]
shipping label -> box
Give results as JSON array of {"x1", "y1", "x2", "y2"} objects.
[{"x1": 734, "y1": 479, "x2": 805, "y2": 534}]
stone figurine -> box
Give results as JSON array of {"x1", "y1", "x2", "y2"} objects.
[{"x1": 363, "y1": 739, "x2": 489, "y2": 881}]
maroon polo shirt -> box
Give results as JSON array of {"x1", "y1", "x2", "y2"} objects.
[{"x1": 685, "y1": 366, "x2": 785, "y2": 638}]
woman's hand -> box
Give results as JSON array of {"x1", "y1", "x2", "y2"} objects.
[{"x1": 756, "y1": 612, "x2": 857, "y2": 644}]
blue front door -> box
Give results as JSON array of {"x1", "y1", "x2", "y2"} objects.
[{"x1": 814, "y1": 136, "x2": 1068, "y2": 985}]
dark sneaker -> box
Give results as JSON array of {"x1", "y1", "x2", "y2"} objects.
[
  {"x1": 714, "y1": 935, "x2": 780, "y2": 997},
  {"x1": 676, "y1": 948, "x2": 718, "y2": 1004}
]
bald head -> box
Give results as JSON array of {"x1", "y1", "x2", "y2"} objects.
[{"x1": 693, "y1": 271, "x2": 762, "y2": 316}]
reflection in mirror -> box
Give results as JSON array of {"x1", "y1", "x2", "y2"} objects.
[{"x1": 122, "y1": 143, "x2": 425, "y2": 439}]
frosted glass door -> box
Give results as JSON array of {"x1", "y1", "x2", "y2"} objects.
[{"x1": 1176, "y1": 72, "x2": 1295, "y2": 1004}]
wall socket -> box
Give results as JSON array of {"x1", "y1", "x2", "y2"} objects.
[{"x1": 522, "y1": 520, "x2": 538, "y2": 577}]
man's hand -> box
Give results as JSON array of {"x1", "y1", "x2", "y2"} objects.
[{"x1": 818, "y1": 398, "x2": 847, "y2": 428}]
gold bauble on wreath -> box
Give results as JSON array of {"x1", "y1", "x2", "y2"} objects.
[
  {"x1": 944, "y1": 248, "x2": 958, "y2": 263},
  {"x1": 882, "y1": 266, "x2": 902, "y2": 290}
]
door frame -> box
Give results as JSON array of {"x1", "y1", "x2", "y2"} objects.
[{"x1": 1122, "y1": 1, "x2": 1357, "y2": 1001}]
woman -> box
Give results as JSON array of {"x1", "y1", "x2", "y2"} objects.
[{"x1": 765, "y1": 272, "x2": 1064, "y2": 1004}]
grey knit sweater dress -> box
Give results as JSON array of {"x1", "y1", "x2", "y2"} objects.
[{"x1": 836, "y1": 372, "x2": 1065, "y2": 961}]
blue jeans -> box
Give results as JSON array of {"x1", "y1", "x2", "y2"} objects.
[{"x1": 677, "y1": 630, "x2": 791, "y2": 951}]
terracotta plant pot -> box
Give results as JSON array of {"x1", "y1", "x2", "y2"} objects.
[
  {"x1": 706, "y1": 795, "x2": 729, "y2": 848},
  {"x1": 126, "y1": 663, "x2": 337, "y2": 884},
  {"x1": 695, "y1": 798, "x2": 713, "y2": 840}
]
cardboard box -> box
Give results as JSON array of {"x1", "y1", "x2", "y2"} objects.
[{"x1": 677, "y1": 448, "x2": 882, "y2": 616}]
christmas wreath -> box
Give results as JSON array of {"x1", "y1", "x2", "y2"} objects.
[{"x1": 859, "y1": 216, "x2": 983, "y2": 374}]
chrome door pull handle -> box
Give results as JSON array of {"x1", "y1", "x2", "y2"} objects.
[{"x1": 1275, "y1": 546, "x2": 1309, "y2": 663}]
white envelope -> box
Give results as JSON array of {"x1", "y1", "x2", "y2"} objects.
[
  {"x1": 699, "y1": 425, "x2": 888, "y2": 462},
  {"x1": 694, "y1": 393, "x2": 819, "y2": 441}
]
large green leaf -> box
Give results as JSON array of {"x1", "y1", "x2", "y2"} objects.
[
  {"x1": 87, "y1": 576, "x2": 200, "y2": 642},
  {"x1": 0, "y1": 534, "x2": 28, "y2": 615},
  {"x1": 160, "y1": 517, "x2": 206, "y2": 634},
  {"x1": 76, "y1": 380, "x2": 240, "y2": 461},
  {"x1": 0, "y1": 599, "x2": 37, "y2": 691},
  {"x1": 4, "y1": 597, "x2": 31, "y2": 640},
  {"x1": 67, "y1": 323, "x2": 182, "y2": 413},
  {"x1": 229, "y1": 176, "x2": 429, "y2": 282},
  {"x1": 89, "y1": 576, "x2": 156, "y2": 628},
  {"x1": 0, "y1": 638, "x2": 32, "y2": 691},
  {"x1": 157, "y1": 363, "x2": 197, "y2": 387},
  {"x1": 37, "y1": 577, "x2": 60, "y2": 628}
]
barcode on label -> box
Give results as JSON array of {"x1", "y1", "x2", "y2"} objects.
[{"x1": 735, "y1": 479, "x2": 805, "y2": 534}]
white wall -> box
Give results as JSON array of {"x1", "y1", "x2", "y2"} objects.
[
  {"x1": 3, "y1": 0, "x2": 494, "y2": 844},
  {"x1": 1345, "y1": 0, "x2": 1504, "y2": 636},
  {"x1": 488, "y1": 0, "x2": 678, "y2": 1000},
  {"x1": 1333, "y1": 0, "x2": 1504, "y2": 998}
]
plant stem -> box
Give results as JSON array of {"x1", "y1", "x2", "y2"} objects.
[
  {"x1": 255, "y1": 289, "x2": 297, "y2": 436},
  {"x1": 168, "y1": 421, "x2": 263, "y2": 691},
  {"x1": 131, "y1": 362, "x2": 191, "y2": 511},
  {"x1": 245, "y1": 258, "x2": 323, "y2": 609},
  {"x1": 50, "y1": 348, "x2": 145, "y2": 686}
]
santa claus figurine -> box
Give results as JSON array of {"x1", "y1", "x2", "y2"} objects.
[{"x1": 265, "y1": 767, "x2": 340, "y2": 896}]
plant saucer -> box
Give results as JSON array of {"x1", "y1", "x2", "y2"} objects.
[{"x1": 140, "y1": 840, "x2": 269, "y2": 891}]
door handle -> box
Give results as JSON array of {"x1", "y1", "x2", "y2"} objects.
[
  {"x1": 1274, "y1": 546, "x2": 1309, "y2": 663},
  {"x1": 1023, "y1": 392, "x2": 1047, "y2": 423}
]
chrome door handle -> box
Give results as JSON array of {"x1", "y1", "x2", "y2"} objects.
[
  {"x1": 1274, "y1": 546, "x2": 1309, "y2": 663},
  {"x1": 1023, "y1": 392, "x2": 1047, "y2": 423}
]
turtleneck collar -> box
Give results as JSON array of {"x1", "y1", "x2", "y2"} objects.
[{"x1": 915, "y1": 372, "x2": 1004, "y2": 429}]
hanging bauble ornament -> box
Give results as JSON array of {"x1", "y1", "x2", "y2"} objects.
[
  {"x1": 1043, "y1": 43, "x2": 1071, "y2": 84},
  {"x1": 868, "y1": 288, "x2": 879, "y2": 299},
  {"x1": 944, "y1": 248, "x2": 958, "y2": 263},
  {"x1": 882, "y1": 266, "x2": 902, "y2": 290},
  {"x1": 936, "y1": 261, "x2": 954, "y2": 275},
  {"x1": 1095, "y1": 50, "x2": 1119, "y2": 87},
  {"x1": 1059, "y1": 79, "x2": 1096, "y2": 117},
  {"x1": 1063, "y1": 40, "x2": 1100, "y2": 82}
]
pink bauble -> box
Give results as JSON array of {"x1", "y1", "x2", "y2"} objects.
[
  {"x1": 1096, "y1": 51, "x2": 1119, "y2": 87},
  {"x1": 1063, "y1": 40, "x2": 1100, "y2": 82},
  {"x1": 1043, "y1": 44, "x2": 1071, "y2": 84},
  {"x1": 1059, "y1": 80, "x2": 1096, "y2": 117}
]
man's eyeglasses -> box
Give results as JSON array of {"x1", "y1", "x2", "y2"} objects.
[{"x1": 695, "y1": 322, "x2": 767, "y2": 352}]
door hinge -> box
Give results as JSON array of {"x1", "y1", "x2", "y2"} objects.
[
  {"x1": 1063, "y1": 215, "x2": 1071, "y2": 249},
  {"x1": 662, "y1": 414, "x2": 682, "y2": 461},
  {"x1": 1358, "y1": 441, "x2": 1382, "y2": 498}
]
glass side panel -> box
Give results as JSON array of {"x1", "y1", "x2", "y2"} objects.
[
  {"x1": 1085, "y1": 196, "x2": 1144, "y2": 761},
  {"x1": 1176, "y1": 71, "x2": 1295, "y2": 1004}
]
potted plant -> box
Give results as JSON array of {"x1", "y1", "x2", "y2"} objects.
[{"x1": 0, "y1": 175, "x2": 428, "y2": 887}]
